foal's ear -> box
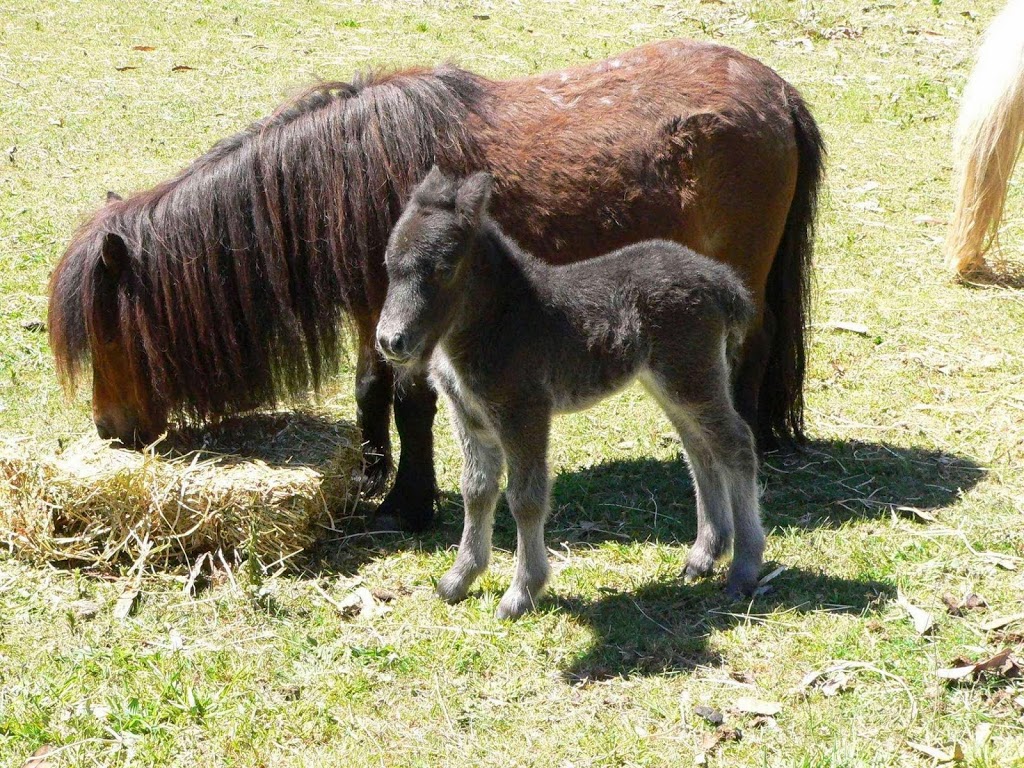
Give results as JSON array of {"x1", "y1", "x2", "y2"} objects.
[
  {"x1": 106, "y1": 190, "x2": 124, "y2": 203},
  {"x1": 455, "y1": 172, "x2": 493, "y2": 225},
  {"x1": 99, "y1": 232, "x2": 130, "y2": 277},
  {"x1": 416, "y1": 165, "x2": 450, "y2": 200}
]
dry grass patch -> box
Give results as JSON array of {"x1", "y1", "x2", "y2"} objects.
[{"x1": 0, "y1": 412, "x2": 362, "y2": 568}]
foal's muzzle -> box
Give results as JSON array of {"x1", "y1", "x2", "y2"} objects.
[{"x1": 376, "y1": 330, "x2": 412, "y2": 364}]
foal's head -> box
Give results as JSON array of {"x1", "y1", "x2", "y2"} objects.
[{"x1": 377, "y1": 167, "x2": 492, "y2": 365}]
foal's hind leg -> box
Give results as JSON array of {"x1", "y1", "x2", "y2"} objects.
[
  {"x1": 436, "y1": 402, "x2": 505, "y2": 604},
  {"x1": 674, "y1": 405, "x2": 763, "y2": 596},
  {"x1": 643, "y1": 368, "x2": 764, "y2": 597}
]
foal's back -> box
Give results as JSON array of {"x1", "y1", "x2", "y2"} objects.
[{"x1": 478, "y1": 228, "x2": 753, "y2": 411}]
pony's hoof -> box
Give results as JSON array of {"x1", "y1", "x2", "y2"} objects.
[
  {"x1": 375, "y1": 484, "x2": 437, "y2": 533},
  {"x1": 367, "y1": 513, "x2": 402, "y2": 533},
  {"x1": 436, "y1": 569, "x2": 472, "y2": 604},
  {"x1": 359, "y1": 454, "x2": 392, "y2": 498}
]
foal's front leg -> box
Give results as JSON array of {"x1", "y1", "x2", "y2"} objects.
[
  {"x1": 436, "y1": 403, "x2": 504, "y2": 604},
  {"x1": 496, "y1": 411, "x2": 553, "y2": 620}
]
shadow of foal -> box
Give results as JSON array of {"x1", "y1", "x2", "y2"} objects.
[{"x1": 312, "y1": 437, "x2": 982, "y2": 676}]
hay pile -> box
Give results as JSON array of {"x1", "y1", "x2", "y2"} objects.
[{"x1": 0, "y1": 412, "x2": 363, "y2": 568}]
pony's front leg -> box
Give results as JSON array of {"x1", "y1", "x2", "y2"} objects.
[
  {"x1": 496, "y1": 412, "x2": 552, "y2": 620},
  {"x1": 437, "y1": 407, "x2": 504, "y2": 604},
  {"x1": 355, "y1": 328, "x2": 394, "y2": 497},
  {"x1": 375, "y1": 371, "x2": 438, "y2": 532}
]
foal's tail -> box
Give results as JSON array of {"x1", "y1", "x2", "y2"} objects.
[
  {"x1": 758, "y1": 86, "x2": 826, "y2": 448},
  {"x1": 706, "y1": 264, "x2": 757, "y2": 379},
  {"x1": 946, "y1": 0, "x2": 1024, "y2": 277}
]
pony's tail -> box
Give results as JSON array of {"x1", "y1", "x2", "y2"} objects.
[
  {"x1": 757, "y1": 87, "x2": 826, "y2": 448},
  {"x1": 946, "y1": 0, "x2": 1024, "y2": 277}
]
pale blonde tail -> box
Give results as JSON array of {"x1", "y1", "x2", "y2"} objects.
[{"x1": 947, "y1": 0, "x2": 1024, "y2": 276}]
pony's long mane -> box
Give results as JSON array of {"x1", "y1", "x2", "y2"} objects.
[{"x1": 49, "y1": 66, "x2": 487, "y2": 418}]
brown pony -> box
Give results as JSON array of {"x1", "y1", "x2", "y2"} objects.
[{"x1": 48, "y1": 39, "x2": 825, "y2": 532}]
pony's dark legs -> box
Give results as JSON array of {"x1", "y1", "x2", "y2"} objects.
[
  {"x1": 375, "y1": 370, "x2": 439, "y2": 531},
  {"x1": 732, "y1": 310, "x2": 775, "y2": 450},
  {"x1": 355, "y1": 328, "x2": 393, "y2": 496}
]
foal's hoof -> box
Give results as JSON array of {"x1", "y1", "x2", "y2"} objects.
[
  {"x1": 724, "y1": 564, "x2": 760, "y2": 601},
  {"x1": 496, "y1": 587, "x2": 538, "y2": 621},
  {"x1": 373, "y1": 484, "x2": 437, "y2": 533},
  {"x1": 683, "y1": 553, "x2": 716, "y2": 582},
  {"x1": 436, "y1": 569, "x2": 473, "y2": 604}
]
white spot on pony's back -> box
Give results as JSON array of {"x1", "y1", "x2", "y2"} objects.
[
  {"x1": 559, "y1": 72, "x2": 570, "y2": 83},
  {"x1": 550, "y1": 94, "x2": 581, "y2": 110},
  {"x1": 599, "y1": 96, "x2": 614, "y2": 106},
  {"x1": 610, "y1": 59, "x2": 622, "y2": 68}
]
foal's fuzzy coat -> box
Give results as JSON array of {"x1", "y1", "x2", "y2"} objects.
[{"x1": 378, "y1": 168, "x2": 764, "y2": 618}]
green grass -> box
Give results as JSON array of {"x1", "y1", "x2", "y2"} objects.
[{"x1": 2, "y1": 0, "x2": 1024, "y2": 765}]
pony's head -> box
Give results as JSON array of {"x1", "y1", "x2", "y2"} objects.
[
  {"x1": 49, "y1": 220, "x2": 169, "y2": 448},
  {"x1": 376, "y1": 167, "x2": 493, "y2": 366}
]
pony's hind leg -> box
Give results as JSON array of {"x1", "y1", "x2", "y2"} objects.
[
  {"x1": 437, "y1": 402, "x2": 505, "y2": 604},
  {"x1": 495, "y1": 411, "x2": 553, "y2": 620}
]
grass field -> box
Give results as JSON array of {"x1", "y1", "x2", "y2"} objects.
[{"x1": 2, "y1": 0, "x2": 1024, "y2": 765}]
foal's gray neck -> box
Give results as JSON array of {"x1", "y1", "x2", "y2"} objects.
[{"x1": 450, "y1": 222, "x2": 541, "y2": 332}]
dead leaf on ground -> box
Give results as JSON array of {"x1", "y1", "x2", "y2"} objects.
[
  {"x1": 894, "y1": 505, "x2": 937, "y2": 523},
  {"x1": 696, "y1": 726, "x2": 742, "y2": 764},
  {"x1": 21, "y1": 746, "x2": 53, "y2": 768},
  {"x1": 132, "y1": 45, "x2": 156, "y2": 51},
  {"x1": 897, "y1": 590, "x2": 935, "y2": 635},
  {"x1": 20, "y1": 319, "x2": 46, "y2": 333},
  {"x1": 171, "y1": 65, "x2": 194, "y2": 72},
  {"x1": 829, "y1": 321, "x2": 870, "y2": 335},
  {"x1": 694, "y1": 705, "x2": 724, "y2": 726},
  {"x1": 67, "y1": 599, "x2": 101, "y2": 620},
  {"x1": 113, "y1": 585, "x2": 141, "y2": 620},
  {"x1": 906, "y1": 740, "x2": 964, "y2": 763},
  {"x1": 792, "y1": 665, "x2": 854, "y2": 697},
  {"x1": 114, "y1": 65, "x2": 139, "y2": 71},
  {"x1": 943, "y1": 592, "x2": 987, "y2": 616},
  {"x1": 733, "y1": 697, "x2": 782, "y2": 716},
  {"x1": 980, "y1": 613, "x2": 1024, "y2": 632},
  {"x1": 936, "y1": 648, "x2": 1021, "y2": 682},
  {"x1": 819, "y1": 26, "x2": 862, "y2": 40},
  {"x1": 317, "y1": 584, "x2": 389, "y2": 620}
]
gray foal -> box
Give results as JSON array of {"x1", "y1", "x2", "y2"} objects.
[{"x1": 377, "y1": 167, "x2": 764, "y2": 619}]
